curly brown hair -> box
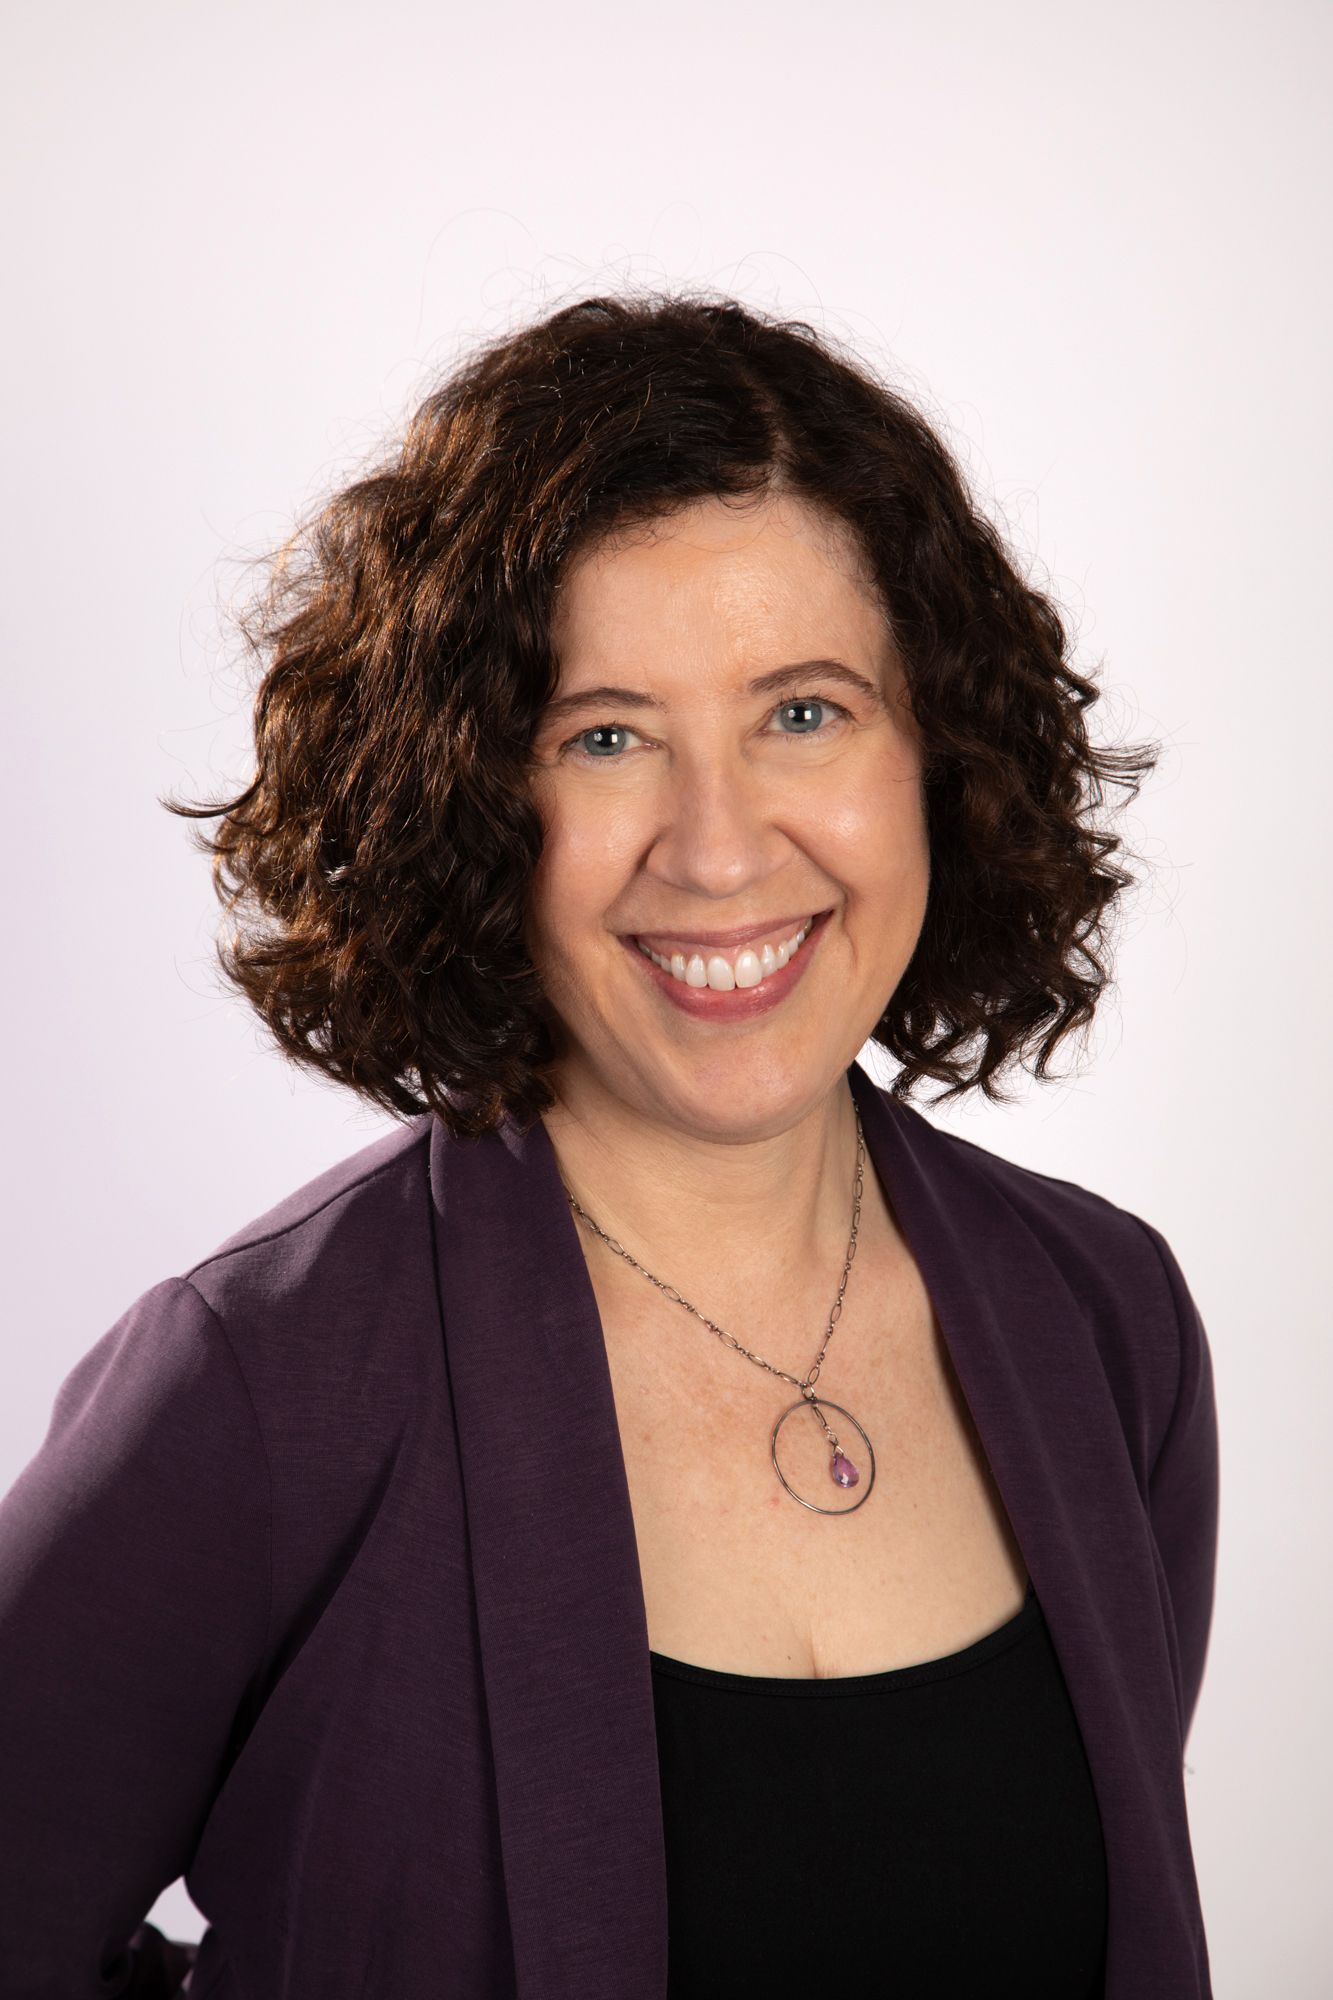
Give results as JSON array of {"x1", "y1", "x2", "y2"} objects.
[{"x1": 162, "y1": 288, "x2": 1159, "y2": 1139}]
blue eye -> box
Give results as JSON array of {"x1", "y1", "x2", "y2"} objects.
[
  {"x1": 571, "y1": 723, "x2": 634, "y2": 759},
  {"x1": 561, "y1": 695, "x2": 850, "y2": 762},
  {"x1": 777, "y1": 697, "x2": 840, "y2": 735}
]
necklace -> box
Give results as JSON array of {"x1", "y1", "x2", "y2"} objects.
[{"x1": 560, "y1": 1104, "x2": 876, "y2": 1516}]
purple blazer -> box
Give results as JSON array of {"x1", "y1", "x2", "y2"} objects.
[{"x1": 0, "y1": 1059, "x2": 1219, "y2": 1998}]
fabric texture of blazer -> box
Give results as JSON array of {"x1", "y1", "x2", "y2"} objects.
[{"x1": 0, "y1": 1057, "x2": 1220, "y2": 1998}]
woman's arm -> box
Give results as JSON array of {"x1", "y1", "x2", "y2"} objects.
[
  {"x1": 0, "y1": 1276, "x2": 271, "y2": 1996},
  {"x1": 1131, "y1": 1215, "x2": 1222, "y2": 1751}
]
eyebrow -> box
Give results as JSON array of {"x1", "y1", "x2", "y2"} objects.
[{"x1": 537, "y1": 658, "x2": 886, "y2": 728}]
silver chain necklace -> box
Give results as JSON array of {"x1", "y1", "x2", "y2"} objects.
[{"x1": 560, "y1": 1105, "x2": 876, "y2": 1515}]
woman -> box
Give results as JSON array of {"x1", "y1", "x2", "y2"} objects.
[{"x1": 0, "y1": 292, "x2": 1218, "y2": 1998}]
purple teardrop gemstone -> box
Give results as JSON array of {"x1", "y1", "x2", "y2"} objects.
[{"x1": 830, "y1": 1452, "x2": 859, "y2": 1488}]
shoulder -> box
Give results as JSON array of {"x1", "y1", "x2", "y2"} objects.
[
  {"x1": 181, "y1": 1113, "x2": 433, "y2": 1309},
  {"x1": 879, "y1": 1092, "x2": 1200, "y2": 1453},
  {"x1": 891, "y1": 1092, "x2": 1183, "y2": 1309},
  {"x1": 173, "y1": 1113, "x2": 438, "y2": 1436}
]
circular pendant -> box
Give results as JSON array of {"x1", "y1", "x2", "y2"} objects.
[{"x1": 770, "y1": 1397, "x2": 877, "y2": 1514}]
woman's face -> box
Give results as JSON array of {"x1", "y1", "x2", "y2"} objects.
[{"x1": 525, "y1": 492, "x2": 931, "y2": 1140}]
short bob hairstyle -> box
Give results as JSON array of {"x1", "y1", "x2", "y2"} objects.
[{"x1": 165, "y1": 289, "x2": 1157, "y2": 1139}]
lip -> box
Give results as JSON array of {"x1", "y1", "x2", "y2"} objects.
[
  {"x1": 627, "y1": 908, "x2": 831, "y2": 953},
  {"x1": 621, "y1": 908, "x2": 833, "y2": 1023}
]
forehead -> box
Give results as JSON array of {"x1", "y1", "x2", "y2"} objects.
[{"x1": 552, "y1": 493, "x2": 886, "y2": 661}]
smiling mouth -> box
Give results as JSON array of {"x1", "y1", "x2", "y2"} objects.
[{"x1": 631, "y1": 910, "x2": 830, "y2": 992}]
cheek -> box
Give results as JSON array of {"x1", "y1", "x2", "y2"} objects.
[
  {"x1": 811, "y1": 751, "x2": 928, "y2": 884},
  {"x1": 884, "y1": 781, "x2": 930, "y2": 884},
  {"x1": 526, "y1": 788, "x2": 633, "y2": 949}
]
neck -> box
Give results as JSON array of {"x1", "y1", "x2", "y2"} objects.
[{"x1": 537, "y1": 1066, "x2": 864, "y2": 1304}]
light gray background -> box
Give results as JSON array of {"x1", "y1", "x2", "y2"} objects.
[{"x1": 4, "y1": 1, "x2": 1329, "y2": 1987}]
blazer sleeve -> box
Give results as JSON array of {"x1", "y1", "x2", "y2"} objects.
[
  {"x1": 0, "y1": 1276, "x2": 272, "y2": 1997},
  {"x1": 1131, "y1": 1215, "x2": 1221, "y2": 1751}
]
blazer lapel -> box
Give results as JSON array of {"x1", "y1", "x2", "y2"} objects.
[
  {"x1": 429, "y1": 1059, "x2": 1203, "y2": 1998},
  {"x1": 429, "y1": 1096, "x2": 670, "y2": 2000},
  {"x1": 845, "y1": 1060, "x2": 1205, "y2": 1991}
]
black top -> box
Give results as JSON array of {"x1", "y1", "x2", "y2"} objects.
[{"x1": 649, "y1": 1582, "x2": 1108, "y2": 1997}]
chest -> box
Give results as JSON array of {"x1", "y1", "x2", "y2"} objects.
[{"x1": 590, "y1": 1212, "x2": 1030, "y2": 1680}]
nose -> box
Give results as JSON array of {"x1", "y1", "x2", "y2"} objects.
[{"x1": 640, "y1": 754, "x2": 791, "y2": 903}]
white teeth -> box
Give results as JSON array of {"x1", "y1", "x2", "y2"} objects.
[{"x1": 636, "y1": 917, "x2": 816, "y2": 991}]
